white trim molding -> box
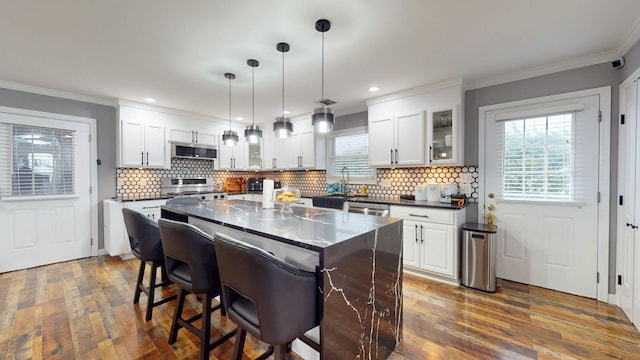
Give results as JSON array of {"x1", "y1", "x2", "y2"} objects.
[{"x1": 0, "y1": 80, "x2": 116, "y2": 107}]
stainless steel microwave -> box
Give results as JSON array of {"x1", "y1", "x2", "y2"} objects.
[{"x1": 171, "y1": 142, "x2": 217, "y2": 160}]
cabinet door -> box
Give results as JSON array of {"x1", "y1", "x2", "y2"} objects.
[
  {"x1": 262, "y1": 137, "x2": 276, "y2": 169},
  {"x1": 286, "y1": 133, "x2": 302, "y2": 168},
  {"x1": 299, "y1": 130, "x2": 316, "y2": 168},
  {"x1": 169, "y1": 128, "x2": 194, "y2": 143},
  {"x1": 396, "y1": 112, "x2": 424, "y2": 165},
  {"x1": 218, "y1": 141, "x2": 235, "y2": 169},
  {"x1": 121, "y1": 120, "x2": 145, "y2": 166},
  {"x1": 246, "y1": 141, "x2": 262, "y2": 169},
  {"x1": 368, "y1": 116, "x2": 395, "y2": 166},
  {"x1": 402, "y1": 220, "x2": 420, "y2": 268},
  {"x1": 194, "y1": 131, "x2": 217, "y2": 145},
  {"x1": 419, "y1": 223, "x2": 455, "y2": 277},
  {"x1": 429, "y1": 106, "x2": 460, "y2": 165},
  {"x1": 234, "y1": 139, "x2": 248, "y2": 169},
  {"x1": 144, "y1": 124, "x2": 166, "y2": 167}
]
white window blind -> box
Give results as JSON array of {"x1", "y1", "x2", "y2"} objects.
[
  {"x1": 0, "y1": 123, "x2": 76, "y2": 197},
  {"x1": 497, "y1": 113, "x2": 574, "y2": 201},
  {"x1": 327, "y1": 127, "x2": 376, "y2": 184}
]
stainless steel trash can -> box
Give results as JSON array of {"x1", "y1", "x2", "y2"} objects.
[{"x1": 461, "y1": 223, "x2": 497, "y2": 292}]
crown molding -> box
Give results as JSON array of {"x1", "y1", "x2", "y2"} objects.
[
  {"x1": 117, "y1": 99, "x2": 229, "y2": 126},
  {"x1": 366, "y1": 78, "x2": 463, "y2": 106},
  {"x1": 0, "y1": 80, "x2": 116, "y2": 107},
  {"x1": 619, "y1": 16, "x2": 640, "y2": 57},
  {"x1": 465, "y1": 50, "x2": 618, "y2": 90}
]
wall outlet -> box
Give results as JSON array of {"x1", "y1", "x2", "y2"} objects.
[
  {"x1": 380, "y1": 179, "x2": 392, "y2": 188},
  {"x1": 461, "y1": 182, "x2": 472, "y2": 196},
  {"x1": 459, "y1": 173, "x2": 471, "y2": 183}
]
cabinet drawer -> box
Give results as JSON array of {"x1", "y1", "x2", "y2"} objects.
[{"x1": 390, "y1": 205, "x2": 455, "y2": 225}]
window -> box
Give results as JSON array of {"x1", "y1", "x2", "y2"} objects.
[
  {"x1": 500, "y1": 113, "x2": 574, "y2": 201},
  {"x1": 0, "y1": 123, "x2": 76, "y2": 197},
  {"x1": 326, "y1": 127, "x2": 376, "y2": 184}
]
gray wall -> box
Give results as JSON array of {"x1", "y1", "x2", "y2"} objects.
[
  {"x1": 622, "y1": 39, "x2": 640, "y2": 81},
  {"x1": 335, "y1": 110, "x2": 367, "y2": 130},
  {"x1": 0, "y1": 88, "x2": 117, "y2": 249},
  {"x1": 465, "y1": 62, "x2": 622, "y2": 293}
]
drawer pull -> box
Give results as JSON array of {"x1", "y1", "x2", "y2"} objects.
[
  {"x1": 409, "y1": 213, "x2": 430, "y2": 218},
  {"x1": 142, "y1": 206, "x2": 160, "y2": 210}
]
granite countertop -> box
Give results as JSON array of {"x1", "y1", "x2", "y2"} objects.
[
  {"x1": 162, "y1": 199, "x2": 401, "y2": 251},
  {"x1": 300, "y1": 192, "x2": 468, "y2": 210},
  {"x1": 112, "y1": 194, "x2": 172, "y2": 202}
]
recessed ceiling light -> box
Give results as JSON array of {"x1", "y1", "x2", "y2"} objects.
[
  {"x1": 369, "y1": 87, "x2": 379, "y2": 92},
  {"x1": 236, "y1": 117, "x2": 243, "y2": 121},
  {"x1": 282, "y1": 110, "x2": 290, "y2": 115},
  {"x1": 144, "y1": 97, "x2": 156, "y2": 103}
]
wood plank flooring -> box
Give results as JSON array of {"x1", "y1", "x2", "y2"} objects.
[{"x1": 0, "y1": 255, "x2": 639, "y2": 359}]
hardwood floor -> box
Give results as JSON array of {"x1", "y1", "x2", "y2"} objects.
[{"x1": 0, "y1": 255, "x2": 639, "y2": 359}]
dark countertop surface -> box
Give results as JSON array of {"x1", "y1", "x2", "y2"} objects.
[
  {"x1": 162, "y1": 199, "x2": 401, "y2": 251},
  {"x1": 300, "y1": 192, "x2": 468, "y2": 210}
]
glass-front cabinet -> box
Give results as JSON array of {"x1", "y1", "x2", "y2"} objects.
[{"x1": 429, "y1": 105, "x2": 461, "y2": 165}]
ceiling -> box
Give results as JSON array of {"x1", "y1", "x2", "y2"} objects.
[{"x1": 1, "y1": 0, "x2": 640, "y2": 125}]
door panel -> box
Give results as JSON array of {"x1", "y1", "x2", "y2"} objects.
[
  {"x1": 484, "y1": 94, "x2": 600, "y2": 298},
  {"x1": 0, "y1": 114, "x2": 91, "y2": 273}
]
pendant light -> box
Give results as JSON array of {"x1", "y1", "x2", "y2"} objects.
[
  {"x1": 244, "y1": 59, "x2": 263, "y2": 144},
  {"x1": 312, "y1": 18, "x2": 335, "y2": 134},
  {"x1": 273, "y1": 42, "x2": 293, "y2": 138},
  {"x1": 222, "y1": 72, "x2": 238, "y2": 146}
]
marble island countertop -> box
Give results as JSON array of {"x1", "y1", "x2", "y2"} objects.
[{"x1": 162, "y1": 199, "x2": 401, "y2": 252}]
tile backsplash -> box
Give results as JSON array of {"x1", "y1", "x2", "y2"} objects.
[{"x1": 116, "y1": 158, "x2": 479, "y2": 201}]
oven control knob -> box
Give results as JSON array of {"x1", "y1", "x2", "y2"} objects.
[{"x1": 201, "y1": 196, "x2": 206, "y2": 200}]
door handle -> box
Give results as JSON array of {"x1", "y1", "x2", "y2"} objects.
[
  {"x1": 141, "y1": 152, "x2": 144, "y2": 165},
  {"x1": 390, "y1": 149, "x2": 394, "y2": 164},
  {"x1": 415, "y1": 224, "x2": 419, "y2": 243},
  {"x1": 627, "y1": 223, "x2": 631, "y2": 227},
  {"x1": 395, "y1": 148, "x2": 398, "y2": 164},
  {"x1": 194, "y1": 131, "x2": 198, "y2": 143},
  {"x1": 409, "y1": 213, "x2": 430, "y2": 218},
  {"x1": 146, "y1": 152, "x2": 149, "y2": 165},
  {"x1": 420, "y1": 224, "x2": 424, "y2": 243},
  {"x1": 429, "y1": 146, "x2": 433, "y2": 163},
  {"x1": 192, "y1": 130, "x2": 195, "y2": 142}
]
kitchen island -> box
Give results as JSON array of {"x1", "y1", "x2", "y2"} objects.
[{"x1": 161, "y1": 199, "x2": 403, "y2": 360}]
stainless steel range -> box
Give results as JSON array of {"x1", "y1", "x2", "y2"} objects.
[{"x1": 161, "y1": 177, "x2": 226, "y2": 200}]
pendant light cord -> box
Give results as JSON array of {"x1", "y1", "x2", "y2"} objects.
[
  {"x1": 282, "y1": 49, "x2": 285, "y2": 115},
  {"x1": 252, "y1": 66, "x2": 255, "y2": 126},
  {"x1": 228, "y1": 77, "x2": 232, "y2": 131},
  {"x1": 321, "y1": 31, "x2": 325, "y2": 103}
]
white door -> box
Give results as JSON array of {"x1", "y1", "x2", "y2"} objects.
[
  {"x1": 0, "y1": 113, "x2": 92, "y2": 273},
  {"x1": 619, "y1": 81, "x2": 637, "y2": 321},
  {"x1": 396, "y1": 112, "x2": 424, "y2": 166},
  {"x1": 483, "y1": 94, "x2": 602, "y2": 298},
  {"x1": 368, "y1": 116, "x2": 395, "y2": 166}
]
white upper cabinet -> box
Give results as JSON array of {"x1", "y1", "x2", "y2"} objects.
[
  {"x1": 118, "y1": 110, "x2": 168, "y2": 168},
  {"x1": 261, "y1": 118, "x2": 325, "y2": 170},
  {"x1": 217, "y1": 134, "x2": 247, "y2": 170},
  {"x1": 263, "y1": 136, "x2": 288, "y2": 169},
  {"x1": 367, "y1": 81, "x2": 464, "y2": 167},
  {"x1": 169, "y1": 128, "x2": 217, "y2": 146},
  {"x1": 369, "y1": 112, "x2": 424, "y2": 166}
]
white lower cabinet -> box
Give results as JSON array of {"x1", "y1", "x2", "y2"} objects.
[
  {"x1": 103, "y1": 199, "x2": 167, "y2": 259},
  {"x1": 390, "y1": 205, "x2": 465, "y2": 285},
  {"x1": 227, "y1": 194, "x2": 262, "y2": 201}
]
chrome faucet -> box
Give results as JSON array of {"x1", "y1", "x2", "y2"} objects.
[{"x1": 341, "y1": 166, "x2": 350, "y2": 196}]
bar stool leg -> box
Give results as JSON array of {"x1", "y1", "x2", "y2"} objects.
[
  {"x1": 233, "y1": 329, "x2": 246, "y2": 360},
  {"x1": 145, "y1": 261, "x2": 159, "y2": 321},
  {"x1": 200, "y1": 294, "x2": 212, "y2": 360},
  {"x1": 134, "y1": 260, "x2": 145, "y2": 304},
  {"x1": 169, "y1": 288, "x2": 186, "y2": 344}
]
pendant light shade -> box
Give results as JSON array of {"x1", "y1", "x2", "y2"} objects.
[
  {"x1": 222, "y1": 72, "x2": 238, "y2": 146},
  {"x1": 312, "y1": 18, "x2": 335, "y2": 134},
  {"x1": 273, "y1": 42, "x2": 293, "y2": 138},
  {"x1": 245, "y1": 59, "x2": 262, "y2": 144}
]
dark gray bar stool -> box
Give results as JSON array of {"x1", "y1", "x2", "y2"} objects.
[
  {"x1": 122, "y1": 208, "x2": 176, "y2": 321},
  {"x1": 213, "y1": 232, "x2": 319, "y2": 360},
  {"x1": 158, "y1": 219, "x2": 237, "y2": 360}
]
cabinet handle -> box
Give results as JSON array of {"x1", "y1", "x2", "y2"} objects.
[
  {"x1": 141, "y1": 152, "x2": 144, "y2": 165},
  {"x1": 191, "y1": 130, "x2": 195, "y2": 142},
  {"x1": 415, "y1": 224, "x2": 419, "y2": 243},
  {"x1": 146, "y1": 152, "x2": 149, "y2": 165},
  {"x1": 409, "y1": 213, "x2": 430, "y2": 218},
  {"x1": 194, "y1": 131, "x2": 198, "y2": 143},
  {"x1": 429, "y1": 146, "x2": 433, "y2": 163},
  {"x1": 390, "y1": 149, "x2": 394, "y2": 164},
  {"x1": 142, "y1": 206, "x2": 160, "y2": 209},
  {"x1": 395, "y1": 148, "x2": 398, "y2": 164},
  {"x1": 420, "y1": 224, "x2": 424, "y2": 243}
]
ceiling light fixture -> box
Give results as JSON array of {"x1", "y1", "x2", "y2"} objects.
[
  {"x1": 369, "y1": 86, "x2": 379, "y2": 92},
  {"x1": 144, "y1": 97, "x2": 156, "y2": 103},
  {"x1": 222, "y1": 73, "x2": 239, "y2": 146},
  {"x1": 245, "y1": 59, "x2": 263, "y2": 144},
  {"x1": 273, "y1": 42, "x2": 293, "y2": 139},
  {"x1": 312, "y1": 18, "x2": 335, "y2": 134}
]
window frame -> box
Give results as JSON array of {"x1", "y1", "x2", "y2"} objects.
[{"x1": 326, "y1": 126, "x2": 377, "y2": 185}]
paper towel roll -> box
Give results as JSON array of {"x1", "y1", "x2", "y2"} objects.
[{"x1": 262, "y1": 179, "x2": 274, "y2": 209}]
